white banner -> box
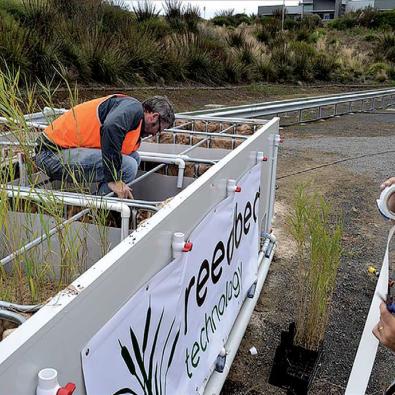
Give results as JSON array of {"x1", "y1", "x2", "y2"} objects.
[{"x1": 82, "y1": 164, "x2": 261, "y2": 395}]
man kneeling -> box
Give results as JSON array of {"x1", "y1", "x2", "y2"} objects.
[{"x1": 35, "y1": 95, "x2": 175, "y2": 198}]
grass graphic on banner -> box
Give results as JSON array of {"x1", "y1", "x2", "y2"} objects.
[{"x1": 114, "y1": 301, "x2": 180, "y2": 395}]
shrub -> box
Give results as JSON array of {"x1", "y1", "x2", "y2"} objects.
[
  {"x1": 379, "y1": 32, "x2": 395, "y2": 62},
  {"x1": 226, "y1": 29, "x2": 246, "y2": 48},
  {"x1": 329, "y1": 14, "x2": 358, "y2": 30},
  {"x1": 364, "y1": 32, "x2": 378, "y2": 41},
  {"x1": 290, "y1": 185, "x2": 343, "y2": 351},
  {"x1": 290, "y1": 41, "x2": 316, "y2": 81},
  {"x1": 376, "y1": 9, "x2": 395, "y2": 29},
  {"x1": 295, "y1": 28, "x2": 311, "y2": 41},
  {"x1": 313, "y1": 53, "x2": 338, "y2": 80},
  {"x1": 256, "y1": 17, "x2": 281, "y2": 44},
  {"x1": 20, "y1": 0, "x2": 58, "y2": 35},
  {"x1": 212, "y1": 15, "x2": 234, "y2": 27},
  {"x1": 270, "y1": 44, "x2": 293, "y2": 81},
  {"x1": 254, "y1": 54, "x2": 277, "y2": 82},
  {"x1": 0, "y1": 9, "x2": 32, "y2": 74},
  {"x1": 284, "y1": 17, "x2": 298, "y2": 31},
  {"x1": 76, "y1": 31, "x2": 131, "y2": 83},
  {"x1": 132, "y1": 0, "x2": 160, "y2": 22},
  {"x1": 368, "y1": 62, "x2": 390, "y2": 81},
  {"x1": 138, "y1": 17, "x2": 172, "y2": 40},
  {"x1": 165, "y1": 33, "x2": 224, "y2": 83},
  {"x1": 164, "y1": 0, "x2": 185, "y2": 31},
  {"x1": 300, "y1": 14, "x2": 322, "y2": 30},
  {"x1": 212, "y1": 10, "x2": 251, "y2": 27},
  {"x1": 330, "y1": 8, "x2": 395, "y2": 30},
  {"x1": 183, "y1": 4, "x2": 201, "y2": 32}
]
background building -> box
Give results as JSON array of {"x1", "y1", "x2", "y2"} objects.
[{"x1": 258, "y1": 0, "x2": 395, "y2": 19}]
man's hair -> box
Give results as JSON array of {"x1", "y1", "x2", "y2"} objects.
[{"x1": 142, "y1": 96, "x2": 175, "y2": 128}]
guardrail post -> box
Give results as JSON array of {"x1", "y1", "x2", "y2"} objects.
[
  {"x1": 318, "y1": 106, "x2": 322, "y2": 120},
  {"x1": 298, "y1": 109, "x2": 302, "y2": 123}
]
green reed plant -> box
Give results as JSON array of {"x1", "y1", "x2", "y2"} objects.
[
  {"x1": 289, "y1": 185, "x2": 343, "y2": 351},
  {"x1": 0, "y1": 68, "x2": 112, "y2": 305}
]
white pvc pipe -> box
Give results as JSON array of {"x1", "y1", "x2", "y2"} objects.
[
  {"x1": 172, "y1": 232, "x2": 185, "y2": 259},
  {"x1": 4, "y1": 188, "x2": 131, "y2": 241},
  {"x1": 203, "y1": 241, "x2": 276, "y2": 395},
  {"x1": 0, "y1": 116, "x2": 46, "y2": 130},
  {"x1": 140, "y1": 155, "x2": 185, "y2": 188},
  {"x1": 5, "y1": 185, "x2": 161, "y2": 210},
  {"x1": 140, "y1": 151, "x2": 217, "y2": 165},
  {"x1": 266, "y1": 135, "x2": 281, "y2": 231},
  {"x1": 36, "y1": 368, "x2": 60, "y2": 395}
]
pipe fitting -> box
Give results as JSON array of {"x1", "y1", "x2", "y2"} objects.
[
  {"x1": 261, "y1": 232, "x2": 277, "y2": 244},
  {"x1": 227, "y1": 179, "x2": 241, "y2": 195},
  {"x1": 36, "y1": 368, "x2": 60, "y2": 395},
  {"x1": 172, "y1": 232, "x2": 185, "y2": 259}
]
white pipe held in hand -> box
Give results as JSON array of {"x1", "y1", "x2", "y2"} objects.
[{"x1": 377, "y1": 185, "x2": 395, "y2": 220}]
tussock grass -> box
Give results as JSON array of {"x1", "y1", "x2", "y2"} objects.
[
  {"x1": 0, "y1": 0, "x2": 393, "y2": 85},
  {"x1": 289, "y1": 185, "x2": 343, "y2": 351},
  {"x1": 0, "y1": 68, "x2": 112, "y2": 305}
]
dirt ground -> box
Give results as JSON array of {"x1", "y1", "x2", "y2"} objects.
[{"x1": 222, "y1": 109, "x2": 395, "y2": 394}]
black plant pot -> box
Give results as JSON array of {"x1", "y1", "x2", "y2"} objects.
[{"x1": 269, "y1": 323, "x2": 321, "y2": 395}]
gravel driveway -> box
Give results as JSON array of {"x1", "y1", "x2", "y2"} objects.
[{"x1": 223, "y1": 109, "x2": 395, "y2": 395}]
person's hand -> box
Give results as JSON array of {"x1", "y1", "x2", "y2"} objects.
[
  {"x1": 373, "y1": 302, "x2": 395, "y2": 352},
  {"x1": 107, "y1": 181, "x2": 134, "y2": 199},
  {"x1": 380, "y1": 177, "x2": 395, "y2": 190}
]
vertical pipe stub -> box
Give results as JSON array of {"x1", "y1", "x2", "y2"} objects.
[
  {"x1": 36, "y1": 368, "x2": 60, "y2": 395},
  {"x1": 172, "y1": 232, "x2": 185, "y2": 259}
]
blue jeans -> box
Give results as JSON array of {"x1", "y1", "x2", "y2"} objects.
[{"x1": 35, "y1": 148, "x2": 140, "y2": 195}]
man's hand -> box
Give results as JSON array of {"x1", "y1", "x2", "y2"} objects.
[
  {"x1": 381, "y1": 177, "x2": 395, "y2": 190},
  {"x1": 373, "y1": 302, "x2": 395, "y2": 352},
  {"x1": 107, "y1": 181, "x2": 134, "y2": 199}
]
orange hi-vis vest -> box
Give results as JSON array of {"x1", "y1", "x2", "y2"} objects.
[{"x1": 44, "y1": 95, "x2": 142, "y2": 155}]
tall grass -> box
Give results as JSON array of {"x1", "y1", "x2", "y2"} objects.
[
  {"x1": 0, "y1": 0, "x2": 392, "y2": 85},
  {"x1": 289, "y1": 185, "x2": 343, "y2": 351},
  {"x1": 0, "y1": 68, "x2": 111, "y2": 305}
]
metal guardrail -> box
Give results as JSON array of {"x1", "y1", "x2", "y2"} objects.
[{"x1": 180, "y1": 88, "x2": 395, "y2": 121}]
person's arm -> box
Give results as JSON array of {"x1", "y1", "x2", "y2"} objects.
[
  {"x1": 373, "y1": 302, "x2": 395, "y2": 352},
  {"x1": 381, "y1": 177, "x2": 395, "y2": 214},
  {"x1": 100, "y1": 100, "x2": 143, "y2": 197}
]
